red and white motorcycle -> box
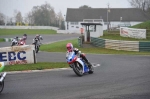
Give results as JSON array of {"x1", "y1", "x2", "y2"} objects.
[{"x1": 18, "y1": 39, "x2": 26, "y2": 46}]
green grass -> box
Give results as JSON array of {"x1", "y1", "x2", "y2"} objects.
[
  {"x1": 0, "y1": 38, "x2": 4, "y2": 42},
  {"x1": 101, "y1": 31, "x2": 150, "y2": 41},
  {"x1": 3, "y1": 62, "x2": 68, "y2": 72},
  {"x1": 130, "y1": 20, "x2": 150, "y2": 29},
  {"x1": 40, "y1": 39, "x2": 150, "y2": 55},
  {"x1": 0, "y1": 29, "x2": 57, "y2": 36}
]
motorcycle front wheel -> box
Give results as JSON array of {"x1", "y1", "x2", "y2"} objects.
[
  {"x1": 35, "y1": 44, "x2": 39, "y2": 53},
  {"x1": 0, "y1": 81, "x2": 4, "y2": 93},
  {"x1": 73, "y1": 62, "x2": 83, "y2": 77}
]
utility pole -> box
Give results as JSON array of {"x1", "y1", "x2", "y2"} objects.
[{"x1": 107, "y1": 3, "x2": 110, "y2": 32}]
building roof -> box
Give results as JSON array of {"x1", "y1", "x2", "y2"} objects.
[{"x1": 66, "y1": 8, "x2": 150, "y2": 22}]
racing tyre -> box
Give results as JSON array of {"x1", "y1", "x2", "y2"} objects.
[
  {"x1": 11, "y1": 42, "x2": 15, "y2": 46},
  {"x1": 36, "y1": 46, "x2": 39, "y2": 53},
  {"x1": 0, "y1": 81, "x2": 4, "y2": 93},
  {"x1": 35, "y1": 44, "x2": 39, "y2": 53},
  {"x1": 73, "y1": 62, "x2": 83, "y2": 77},
  {"x1": 88, "y1": 63, "x2": 94, "y2": 74}
]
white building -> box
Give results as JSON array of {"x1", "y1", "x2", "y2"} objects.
[{"x1": 65, "y1": 8, "x2": 150, "y2": 32}]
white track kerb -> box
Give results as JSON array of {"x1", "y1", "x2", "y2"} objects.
[{"x1": 6, "y1": 63, "x2": 100, "y2": 74}]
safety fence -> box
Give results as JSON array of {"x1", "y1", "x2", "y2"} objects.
[
  {"x1": 0, "y1": 26, "x2": 58, "y2": 30},
  {"x1": 90, "y1": 37, "x2": 150, "y2": 52}
]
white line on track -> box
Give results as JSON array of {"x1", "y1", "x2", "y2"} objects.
[{"x1": 6, "y1": 63, "x2": 101, "y2": 74}]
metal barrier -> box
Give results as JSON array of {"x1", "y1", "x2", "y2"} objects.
[{"x1": 91, "y1": 37, "x2": 150, "y2": 52}]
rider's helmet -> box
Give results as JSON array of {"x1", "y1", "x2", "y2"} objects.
[
  {"x1": 23, "y1": 34, "x2": 27, "y2": 37},
  {"x1": 66, "y1": 43, "x2": 73, "y2": 52},
  {"x1": 15, "y1": 36, "x2": 19, "y2": 41},
  {"x1": 36, "y1": 34, "x2": 39, "y2": 38},
  {"x1": 23, "y1": 34, "x2": 27, "y2": 40}
]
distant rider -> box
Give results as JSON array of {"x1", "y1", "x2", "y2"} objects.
[
  {"x1": 32, "y1": 34, "x2": 43, "y2": 45},
  {"x1": 18, "y1": 34, "x2": 27, "y2": 45},
  {"x1": 14, "y1": 36, "x2": 19, "y2": 43}
]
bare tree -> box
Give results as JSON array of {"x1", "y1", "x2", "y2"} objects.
[
  {"x1": 31, "y1": 2, "x2": 58, "y2": 26},
  {"x1": 16, "y1": 11, "x2": 23, "y2": 23},
  {"x1": 128, "y1": 0, "x2": 150, "y2": 11},
  {"x1": 24, "y1": 11, "x2": 34, "y2": 25},
  {"x1": 14, "y1": 10, "x2": 23, "y2": 24},
  {"x1": 57, "y1": 11, "x2": 64, "y2": 28}
]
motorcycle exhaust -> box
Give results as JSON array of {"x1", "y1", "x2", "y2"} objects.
[{"x1": 0, "y1": 72, "x2": 7, "y2": 82}]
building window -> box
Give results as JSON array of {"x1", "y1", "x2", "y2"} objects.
[
  {"x1": 76, "y1": 26, "x2": 79, "y2": 28},
  {"x1": 104, "y1": 22, "x2": 109, "y2": 25},
  {"x1": 70, "y1": 22, "x2": 78, "y2": 25}
]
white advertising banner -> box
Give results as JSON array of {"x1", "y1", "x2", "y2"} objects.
[
  {"x1": 0, "y1": 45, "x2": 36, "y2": 65},
  {"x1": 120, "y1": 27, "x2": 146, "y2": 39}
]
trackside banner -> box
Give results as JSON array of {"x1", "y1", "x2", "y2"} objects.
[
  {"x1": 120, "y1": 27, "x2": 146, "y2": 39},
  {"x1": 0, "y1": 45, "x2": 36, "y2": 65}
]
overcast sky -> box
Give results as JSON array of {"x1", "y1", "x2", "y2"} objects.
[{"x1": 0, "y1": 0, "x2": 131, "y2": 17}]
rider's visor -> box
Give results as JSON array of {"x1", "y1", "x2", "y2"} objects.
[{"x1": 67, "y1": 47, "x2": 71, "y2": 50}]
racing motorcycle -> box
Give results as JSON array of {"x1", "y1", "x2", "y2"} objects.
[
  {"x1": 0, "y1": 72, "x2": 7, "y2": 93},
  {"x1": 18, "y1": 39, "x2": 26, "y2": 46},
  {"x1": 11, "y1": 38, "x2": 18, "y2": 46},
  {"x1": 33, "y1": 38, "x2": 40, "y2": 53},
  {"x1": 67, "y1": 52, "x2": 94, "y2": 77}
]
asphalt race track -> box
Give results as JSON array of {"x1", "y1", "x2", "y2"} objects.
[
  {"x1": 0, "y1": 34, "x2": 150, "y2": 99},
  {"x1": 0, "y1": 34, "x2": 80, "y2": 47}
]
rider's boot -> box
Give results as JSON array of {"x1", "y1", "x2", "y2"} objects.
[{"x1": 82, "y1": 56, "x2": 92, "y2": 68}]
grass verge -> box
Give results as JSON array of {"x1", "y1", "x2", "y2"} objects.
[
  {"x1": 0, "y1": 29, "x2": 56, "y2": 36},
  {"x1": 3, "y1": 62, "x2": 68, "y2": 72},
  {"x1": 40, "y1": 39, "x2": 150, "y2": 55},
  {"x1": 0, "y1": 38, "x2": 5, "y2": 42},
  {"x1": 130, "y1": 20, "x2": 150, "y2": 29}
]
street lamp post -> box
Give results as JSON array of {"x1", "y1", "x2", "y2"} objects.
[
  {"x1": 107, "y1": 3, "x2": 110, "y2": 32},
  {"x1": 107, "y1": 9, "x2": 108, "y2": 32},
  {"x1": 120, "y1": 17, "x2": 122, "y2": 27}
]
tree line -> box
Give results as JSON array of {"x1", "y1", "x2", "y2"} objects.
[
  {"x1": 0, "y1": 2, "x2": 65, "y2": 29},
  {"x1": 0, "y1": 1, "x2": 150, "y2": 28}
]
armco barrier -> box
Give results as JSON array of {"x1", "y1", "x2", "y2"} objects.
[
  {"x1": 105, "y1": 39, "x2": 139, "y2": 51},
  {"x1": 0, "y1": 45, "x2": 36, "y2": 65},
  {"x1": 91, "y1": 37, "x2": 150, "y2": 52},
  {"x1": 139, "y1": 42, "x2": 150, "y2": 51},
  {"x1": 91, "y1": 37, "x2": 105, "y2": 47}
]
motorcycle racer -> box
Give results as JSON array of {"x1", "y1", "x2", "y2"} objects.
[
  {"x1": 32, "y1": 34, "x2": 43, "y2": 45},
  {"x1": 66, "y1": 43, "x2": 92, "y2": 68}
]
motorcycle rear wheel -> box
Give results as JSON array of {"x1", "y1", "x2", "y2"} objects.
[{"x1": 88, "y1": 63, "x2": 94, "y2": 74}]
